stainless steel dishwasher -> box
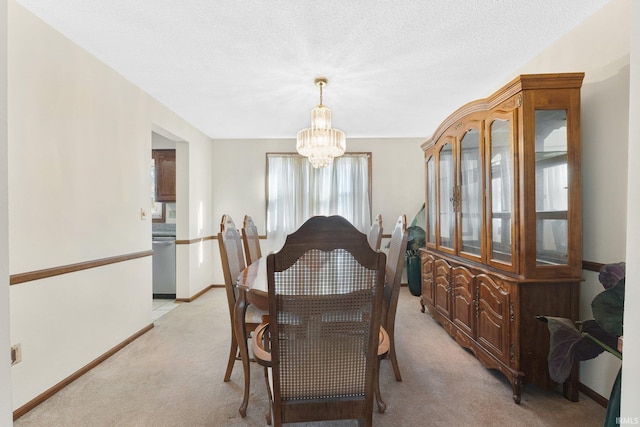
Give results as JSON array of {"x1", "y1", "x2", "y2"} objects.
[{"x1": 152, "y1": 236, "x2": 176, "y2": 298}]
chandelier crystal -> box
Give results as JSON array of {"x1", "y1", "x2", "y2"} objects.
[{"x1": 296, "y1": 78, "x2": 346, "y2": 168}]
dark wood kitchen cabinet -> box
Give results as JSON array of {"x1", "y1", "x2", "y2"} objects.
[
  {"x1": 419, "y1": 73, "x2": 584, "y2": 403},
  {"x1": 152, "y1": 149, "x2": 176, "y2": 202}
]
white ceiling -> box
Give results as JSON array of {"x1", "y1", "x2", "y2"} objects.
[{"x1": 16, "y1": 0, "x2": 611, "y2": 140}]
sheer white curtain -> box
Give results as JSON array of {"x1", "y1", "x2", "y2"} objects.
[
  {"x1": 460, "y1": 145, "x2": 482, "y2": 252},
  {"x1": 267, "y1": 153, "x2": 371, "y2": 249}
]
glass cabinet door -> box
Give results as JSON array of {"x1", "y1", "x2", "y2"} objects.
[
  {"x1": 426, "y1": 156, "x2": 436, "y2": 245},
  {"x1": 439, "y1": 142, "x2": 455, "y2": 250},
  {"x1": 459, "y1": 127, "x2": 482, "y2": 257},
  {"x1": 535, "y1": 110, "x2": 568, "y2": 265},
  {"x1": 488, "y1": 116, "x2": 513, "y2": 265}
]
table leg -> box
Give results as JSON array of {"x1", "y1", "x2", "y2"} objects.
[{"x1": 234, "y1": 289, "x2": 250, "y2": 417}]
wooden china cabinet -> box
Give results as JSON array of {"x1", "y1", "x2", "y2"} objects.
[{"x1": 420, "y1": 73, "x2": 584, "y2": 403}]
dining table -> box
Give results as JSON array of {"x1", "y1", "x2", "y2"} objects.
[{"x1": 232, "y1": 255, "x2": 390, "y2": 418}]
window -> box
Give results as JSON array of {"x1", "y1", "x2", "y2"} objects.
[{"x1": 266, "y1": 153, "x2": 372, "y2": 244}]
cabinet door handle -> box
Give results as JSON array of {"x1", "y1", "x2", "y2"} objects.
[{"x1": 450, "y1": 186, "x2": 462, "y2": 212}]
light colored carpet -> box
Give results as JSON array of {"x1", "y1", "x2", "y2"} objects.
[{"x1": 15, "y1": 287, "x2": 606, "y2": 426}]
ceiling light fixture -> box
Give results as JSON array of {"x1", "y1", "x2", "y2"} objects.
[{"x1": 296, "y1": 77, "x2": 346, "y2": 168}]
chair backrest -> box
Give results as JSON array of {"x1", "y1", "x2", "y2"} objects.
[
  {"x1": 266, "y1": 215, "x2": 386, "y2": 425},
  {"x1": 218, "y1": 214, "x2": 246, "y2": 322},
  {"x1": 367, "y1": 213, "x2": 383, "y2": 251},
  {"x1": 383, "y1": 215, "x2": 409, "y2": 329},
  {"x1": 241, "y1": 215, "x2": 262, "y2": 266}
]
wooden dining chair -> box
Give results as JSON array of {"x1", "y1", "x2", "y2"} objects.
[
  {"x1": 251, "y1": 215, "x2": 387, "y2": 427},
  {"x1": 367, "y1": 213, "x2": 383, "y2": 251},
  {"x1": 218, "y1": 214, "x2": 268, "y2": 382},
  {"x1": 241, "y1": 214, "x2": 262, "y2": 266},
  {"x1": 382, "y1": 214, "x2": 409, "y2": 382}
]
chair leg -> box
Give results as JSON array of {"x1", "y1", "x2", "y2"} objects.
[
  {"x1": 388, "y1": 330, "x2": 402, "y2": 382},
  {"x1": 374, "y1": 356, "x2": 386, "y2": 414},
  {"x1": 224, "y1": 331, "x2": 238, "y2": 382},
  {"x1": 234, "y1": 292, "x2": 251, "y2": 417},
  {"x1": 262, "y1": 367, "x2": 272, "y2": 425}
]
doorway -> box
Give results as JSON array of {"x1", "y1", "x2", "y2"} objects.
[{"x1": 152, "y1": 131, "x2": 177, "y2": 318}]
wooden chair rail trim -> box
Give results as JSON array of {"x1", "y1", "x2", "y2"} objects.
[
  {"x1": 175, "y1": 235, "x2": 216, "y2": 245},
  {"x1": 175, "y1": 235, "x2": 273, "y2": 244},
  {"x1": 582, "y1": 260, "x2": 604, "y2": 273},
  {"x1": 182, "y1": 232, "x2": 430, "y2": 244},
  {"x1": 12, "y1": 323, "x2": 154, "y2": 421},
  {"x1": 7, "y1": 244, "x2": 605, "y2": 286},
  {"x1": 9, "y1": 250, "x2": 154, "y2": 285}
]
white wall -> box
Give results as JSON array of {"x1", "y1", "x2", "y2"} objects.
[
  {"x1": 621, "y1": 0, "x2": 640, "y2": 419},
  {"x1": 151, "y1": 132, "x2": 176, "y2": 150},
  {"x1": 0, "y1": 0, "x2": 13, "y2": 423},
  {"x1": 208, "y1": 137, "x2": 425, "y2": 284},
  {"x1": 8, "y1": 0, "x2": 214, "y2": 410},
  {"x1": 515, "y1": 0, "x2": 629, "y2": 399},
  {"x1": 179, "y1": 134, "x2": 214, "y2": 298},
  {"x1": 9, "y1": 1, "x2": 151, "y2": 409}
]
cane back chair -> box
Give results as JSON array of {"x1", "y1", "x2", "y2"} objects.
[
  {"x1": 382, "y1": 215, "x2": 409, "y2": 382},
  {"x1": 241, "y1": 214, "x2": 262, "y2": 266},
  {"x1": 218, "y1": 214, "x2": 268, "y2": 382},
  {"x1": 252, "y1": 215, "x2": 387, "y2": 426},
  {"x1": 367, "y1": 214, "x2": 383, "y2": 251}
]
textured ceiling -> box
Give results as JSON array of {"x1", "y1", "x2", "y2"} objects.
[{"x1": 16, "y1": 0, "x2": 611, "y2": 140}]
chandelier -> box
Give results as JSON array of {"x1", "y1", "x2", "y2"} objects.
[{"x1": 296, "y1": 77, "x2": 346, "y2": 168}]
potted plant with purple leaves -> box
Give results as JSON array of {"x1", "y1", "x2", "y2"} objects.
[{"x1": 537, "y1": 262, "x2": 624, "y2": 427}]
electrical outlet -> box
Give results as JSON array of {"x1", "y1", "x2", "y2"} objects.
[{"x1": 11, "y1": 343, "x2": 21, "y2": 365}]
